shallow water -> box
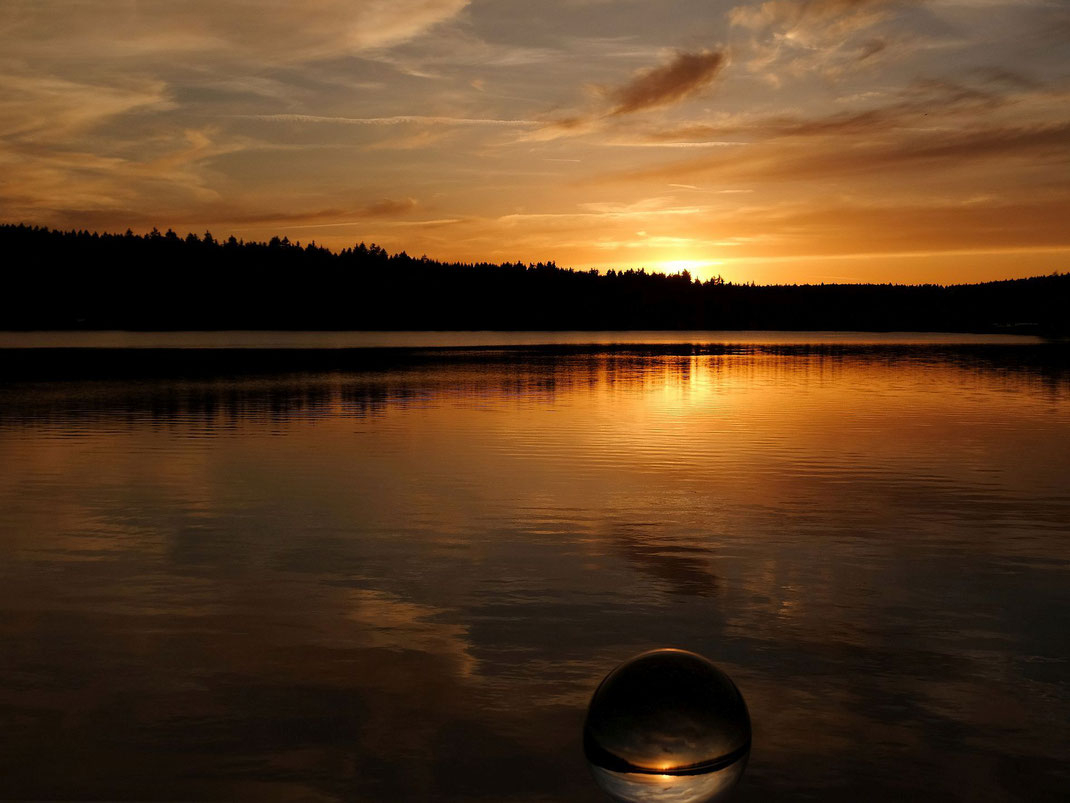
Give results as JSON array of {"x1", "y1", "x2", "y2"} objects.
[{"x1": 0, "y1": 333, "x2": 1067, "y2": 801}]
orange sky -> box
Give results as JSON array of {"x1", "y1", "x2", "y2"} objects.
[{"x1": 1, "y1": 0, "x2": 1068, "y2": 283}]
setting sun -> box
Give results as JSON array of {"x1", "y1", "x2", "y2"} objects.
[{"x1": 656, "y1": 259, "x2": 725, "y2": 278}]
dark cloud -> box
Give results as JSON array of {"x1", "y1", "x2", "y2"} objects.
[
  {"x1": 737, "y1": 198, "x2": 1070, "y2": 254},
  {"x1": 857, "y1": 38, "x2": 886, "y2": 61},
  {"x1": 612, "y1": 119, "x2": 1070, "y2": 186},
  {"x1": 972, "y1": 68, "x2": 1041, "y2": 90},
  {"x1": 19, "y1": 200, "x2": 424, "y2": 232},
  {"x1": 358, "y1": 198, "x2": 420, "y2": 218},
  {"x1": 608, "y1": 50, "x2": 726, "y2": 116},
  {"x1": 641, "y1": 76, "x2": 1033, "y2": 144},
  {"x1": 551, "y1": 116, "x2": 588, "y2": 130},
  {"x1": 872, "y1": 122, "x2": 1070, "y2": 170},
  {"x1": 531, "y1": 50, "x2": 727, "y2": 138}
]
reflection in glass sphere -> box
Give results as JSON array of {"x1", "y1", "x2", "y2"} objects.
[{"x1": 584, "y1": 649, "x2": 751, "y2": 803}]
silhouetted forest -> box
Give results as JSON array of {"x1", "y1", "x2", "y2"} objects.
[{"x1": 2, "y1": 224, "x2": 1067, "y2": 333}]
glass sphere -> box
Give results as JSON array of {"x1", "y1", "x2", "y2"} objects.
[{"x1": 584, "y1": 649, "x2": 751, "y2": 803}]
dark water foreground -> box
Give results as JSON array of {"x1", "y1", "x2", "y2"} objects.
[{"x1": 0, "y1": 333, "x2": 1067, "y2": 801}]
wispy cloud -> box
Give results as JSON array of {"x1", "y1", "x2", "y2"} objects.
[
  {"x1": 255, "y1": 114, "x2": 538, "y2": 127},
  {"x1": 729, "y1": 0, "x2": 910, "y2": 34},
  {"x1": 602, "y1": 139, "x2": 745, "y2": 149},
  {"x1": 3, "y1": 0, "x2": 473, "y2": 64},
  {"x1": 0, "y1": 75, "x2": 170, "y2": 141},
  {"x1": 729, "y1": 0, "x2": 924, "y2": 82},
  {"x1": 221, "y1": 199, "x2": 419, "y2": 227},
  {"x1": 497, "y1": 198, "x2": 713, "y2": 223}
]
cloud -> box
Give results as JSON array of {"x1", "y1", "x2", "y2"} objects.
[
  {"x1": 609, "y1": 120, "x2": 1070, "y2": 186},
  {"x1": 3, "y1": 0, "x2": 472, "y2": 64},
  {"x1": 0, "y1": 194, "x2": 425, "y2": 235},
  {"x1": 360, "y1": 198, "x2": 420, "y2": 217},
  {"x1": 0, "y1": 123, "x2": 251, "y2": 227},
  {"x1": 702, "y1": 197, "x2": 1070, "y2": 258},
  {"x1": 0, "y1": 1, "x2": 476, "y2": 229},
  {"x1": 251, "y1": 112, "x2": 540, "y2": 151},
  {"x1": 219, "y1": 199, "x2": 419, "y2": 227},
  {"x1": 857, "y1": 38, "x2": 887, "y2": 61},
  {"x1": 729, "y1": 0, "x2": 909, "y2": 36},
  {"x1": 255, "y1": 114, "x2": 537, "y2": 127},
  {"x1": 728, "y1": 0, "x2": 923, "y2": 81},
  {"x1": 0, "y1": 75, "x2": 170, "y2": 141},
  {"x1": 637, "y1": 75, "x2": 1046, "y2": 143},
  {"x1": 971, "y1": 68, "x2": 1041, "y2": 90},
  {"x1": 335, "y1": 0, "x2": 471, "y2": 52},
  {"x1": 522, "y1": 50, "x2": 727, "y2": 142},
  {"x1": 608, "y1": 50, "x2": 727, "y2": 115}
]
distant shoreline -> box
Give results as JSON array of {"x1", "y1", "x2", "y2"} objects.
[
  {"x1": 4, "y1": 224, "x2": 1068, "y2": 335},
  {"x1": 0, "y1": 329, "x2": 1057, "y2": 346}
]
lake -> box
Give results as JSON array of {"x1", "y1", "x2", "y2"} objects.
[{"x1": 0, "y1": 332, "x2": 1067, "y2": 801}]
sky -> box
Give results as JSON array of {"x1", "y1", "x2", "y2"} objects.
[{"x1": 1, "y1": 0, "x2": 1068, "y2": 284}]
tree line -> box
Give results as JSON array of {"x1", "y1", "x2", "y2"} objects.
[{"x1": 1, "y1": 223, "x2": 1066, "y2": 334}]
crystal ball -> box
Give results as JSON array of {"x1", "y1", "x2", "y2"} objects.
[{"x1": 584, "y1": 649, "x2": 751, "y2": 803}]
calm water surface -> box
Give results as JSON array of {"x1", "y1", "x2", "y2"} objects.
[{"x1": 0, "y1": 333, "x2": 1067, "y2": 801}]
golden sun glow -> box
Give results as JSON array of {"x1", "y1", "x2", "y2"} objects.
[
  {"x1": 1, "y1": 1, "x2": 1066, "y2": 283},
  {"x1": 655, "y1": 259, "x2": 725, "y2": 277}
]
